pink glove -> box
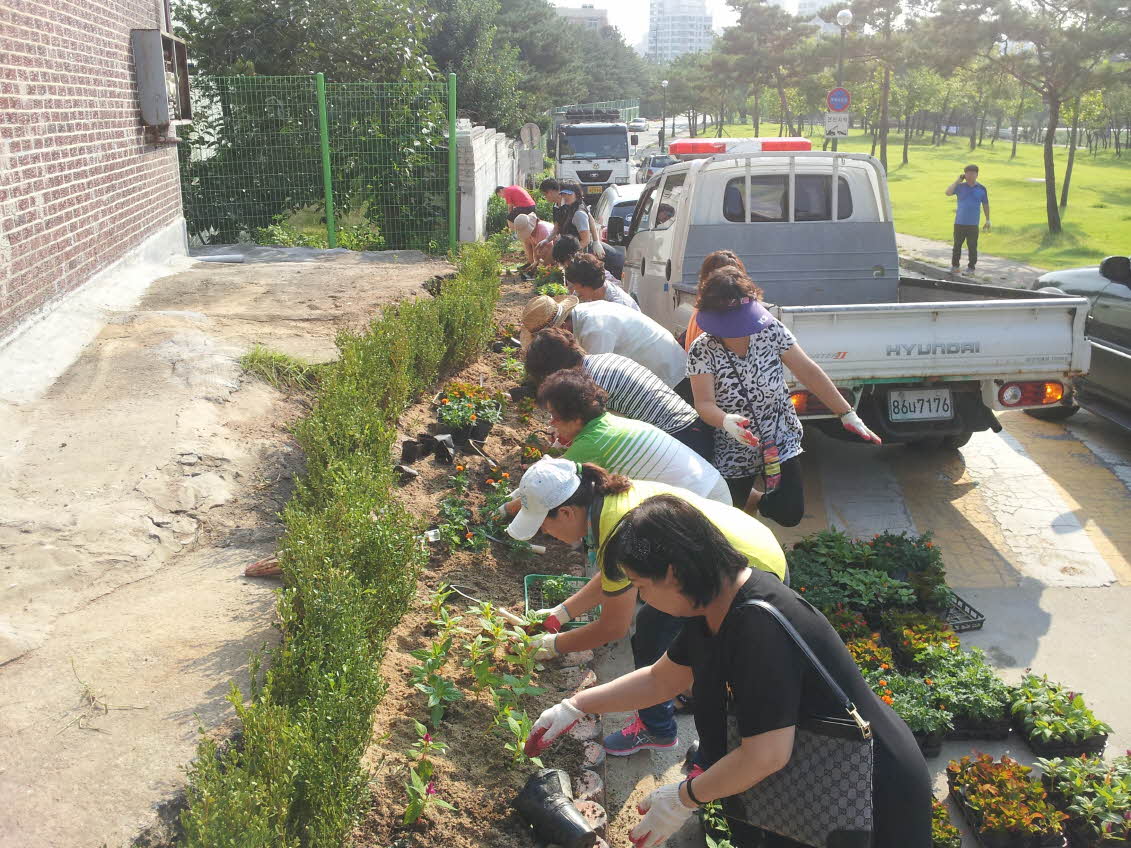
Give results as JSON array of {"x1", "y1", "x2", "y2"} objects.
[
  {"x1": 841, "y1": 411, "x2": 882, "y2": 445},
  {"x1": 722, "y1": 414, "x2": 760, "y2": 447}
]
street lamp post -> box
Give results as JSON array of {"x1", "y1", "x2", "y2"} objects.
[
  {"x1": 660, "y1": 79, "x2": 669, "y2": 152},
  {"x1": 833, "y1": 8, "x2": 852, "y2": 152}
]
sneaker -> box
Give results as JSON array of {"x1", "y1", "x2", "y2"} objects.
[
  {"x1": 966, "y1": 265, "x2": 976, "y2": 273},
  {"x1": 950, "y1": 266, "x2": 960, "y2": 274},
  {"x1": 602, "y1": 715, "x2": 677, "y2": 756}
]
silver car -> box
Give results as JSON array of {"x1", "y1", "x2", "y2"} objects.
[{"x1": 1028, "y1": 254, "x2": 1131, "y2": 427}]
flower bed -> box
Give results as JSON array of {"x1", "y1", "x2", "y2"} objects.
[
  {"x1": 1038, "y1": 754, "x2": 1131, "y2": 847},
  {"x1": 948, "y1": 754, "x2": 1068, "y2": 848},
  {"x1": 1013, "y1": 675, "x2": 1112, "y2": 758}
]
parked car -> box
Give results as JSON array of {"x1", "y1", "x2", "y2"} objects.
[
  {"x1": 618, "y1": 143, "x2": 1092, "y2": 447},
  {"x1": 591, "y1": 183, "x2": 647, "y2": 246},
  {"x1": 628, "y1": 117, "x2": 649, "y2": 131},
  {"x1": 635, "y1": 153, "x2": 676, "y2": 183},
  {"x1": 1026, "y1": 255, "x2": 1131, "y2": 428}
]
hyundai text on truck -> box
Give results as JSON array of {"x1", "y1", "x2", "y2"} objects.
[
  {"x1": 554, "y1": 109, "x2": 639, "y2": 203},
  {"x1": 614, "y1": 137, "x2": 1091, "y2": 447}
]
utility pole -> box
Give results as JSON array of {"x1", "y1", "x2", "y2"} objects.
[
  {"x1": 833, "y1": 8, "x2": 853, "y2": 153},
  {"x1": 660, "y1": 79, "x2": 669, "y2": 152}
]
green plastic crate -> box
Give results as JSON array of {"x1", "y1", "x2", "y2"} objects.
[{"x1": 524, "y1": 574, "x2": 599, "y2": 629}]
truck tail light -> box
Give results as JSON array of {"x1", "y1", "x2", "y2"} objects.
[
  {"x1": 998, "y1": 381, "x2": 1064, "y2": 407},
  {"x1": 790, "y1": 388, "x2": 854, "y2": 415}
]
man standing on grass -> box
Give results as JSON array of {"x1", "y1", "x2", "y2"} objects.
[{"x1": 945, "y1": 164, "x2": 991, "y2": 274}]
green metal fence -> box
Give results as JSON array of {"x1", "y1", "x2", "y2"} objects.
[{"x1": 178, "y1": 73, "x2": 457, "y2": 252}]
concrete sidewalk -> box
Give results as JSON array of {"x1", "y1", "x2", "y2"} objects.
[{"x1": 897, "y1": 232, "x2": 1049, "y2": 290}]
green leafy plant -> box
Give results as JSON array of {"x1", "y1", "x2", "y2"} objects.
[
  {"x1": 931, "y1": 799, "x2": 962, "y2": 848},
  {"x1": 490, "y1": 672, "x2": 546, "y2": 717},
  {"x1": 868, "y1": 531, "x2": 955, "y2": 610},
  {"x1": 1039, "y1": 754, "x2": 1131, "y2": 844},
  {"x1": 822, "y1": 603, "x2": 871, "y2": 642},
  {"x1": 240, "y1": 345, "x2": 321, "y2": 392},
  {"x1": 463, "y1": 634, "x2": 500, "y2": 692},
  {"x1": 539, "y1": 575, "x2": 576, "y2": 607},
  {"x1": 413, "y1": 673, "x2": 463, "y2": 727},
  {"x1": 536, "y1": 281, "x2": 569, "y2": 297},
  {"x1": 865, "y1": 669, "x2": 954, "y2": 735},
  {"x1": 883, "y1": 610, "x2": 960, "y2": 667},
  {"x1": 919, "y1": 645, "x2": 1013, "y2": 726},
  {"x1": 845, "y1": 636, "x2": 895, "y2": 673},
  {"x1": 1012, "y1": 674, "x2": 1112, "y2": 744},
  {"x1": 500, "y1": 345, "x2": 525, "y2": 379},
  {"x1": 402, "y1": 762, "x2": 455, "y2": 825},
  {"x1": 701, "y1": 801, "x2": 735, "y2": 848},
  {"x1": 408, "y1": 719, "x2": 449, "y2": 762},
  {"x1": 500, "y1": 708, "x2": 544, "y2": 769}
]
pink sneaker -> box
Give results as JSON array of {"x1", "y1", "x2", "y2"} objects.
[{"x1": 602, "y1": 714, "x2": 677, "y2": 756}]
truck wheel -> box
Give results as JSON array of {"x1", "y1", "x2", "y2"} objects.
[
  {"x1": 1025, "y1": 404, "x2": 1080, "y2": 422},
  {"x1": 940, "y1": 432, "x2": 973, "y2": 449}
]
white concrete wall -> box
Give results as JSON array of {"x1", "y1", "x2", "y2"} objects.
[{"x1": 455, "y1": 121, "x2": 543, "y2": 243}]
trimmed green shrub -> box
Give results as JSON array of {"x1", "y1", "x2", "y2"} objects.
[{"x1": 178, "y1": 243, "x2": 501, "y2": 847}]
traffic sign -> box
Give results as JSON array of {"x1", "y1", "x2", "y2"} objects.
[
  {"x1": 824, "y1": 112, "x2": 850, "y2": 138},
  {"x1": 827, "y1": 87, "x2": 851, "y2": 112}
]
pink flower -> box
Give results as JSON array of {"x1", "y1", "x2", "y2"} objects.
[
  {"x1": 426, "y1": 780, "x2": 437, "y2": 796},
  {"x1": 423, "y1": 733, "x2": 432, "y2": 743}
]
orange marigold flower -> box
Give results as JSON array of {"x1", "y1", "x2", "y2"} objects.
[
  {"x1": 925, "y1": 678, "x2": 934, "y2": 685},
  {"x1": 470, "y1": 414, "x2": 477, "y2": 421},
  {"x1": 881, "y1": 695, "x2": 894, "y2": 705},
  {"x1": 502, "y1": 472, "x2": 510, "y2": 479},
  {"x1": 486, "y1": 479, "x2": 495, "y2": 485},
  {"x1": 455, "y1": 465, "x2": 464, "y2": 472},
  {"x1": 799, "y1": 587, "x2": 806, "y2": 592},
  {"x1": 441, "y1": 398, "x2": 450, "y2": 404},
  {"x1": 465, "y1": 532, "x2": 474, "y2": 539},
  {"x1": 879, "y1": 680, "x2": 888, "y2": 687},
  {"x1": 881, "y1": 663, "x2": 891, "y2": 670}
]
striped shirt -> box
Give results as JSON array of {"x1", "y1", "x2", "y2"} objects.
[
  {"x1": 563, "y1": 413, "x2": 729, "y2": 503},
  {"x1": 583, "y1": 353, "x2": 698, "y2": 435}
]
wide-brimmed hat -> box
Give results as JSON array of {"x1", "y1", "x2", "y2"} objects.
[
  {"x1": 696, "y1": 296, "x2": 774, "y2": 338},
  {"x1": 506, "y1": 456, "x2": 582, "y2": 541},
  {"x1": 520, "y1": 294, "x2": 579, "y2": 347},
  {"x1": 514, "y1": 212, "x2": 539, "y2": 238}
]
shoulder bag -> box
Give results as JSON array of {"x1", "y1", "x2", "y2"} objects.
[{"x1": 721, "y1": 599, "x2": 874, "y2": 848}]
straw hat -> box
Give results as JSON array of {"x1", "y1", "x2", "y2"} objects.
[
  {"x1": 514, "y1": 212, "x2": 538, "y2": 239},
  {"x1": 520, "y1": 294, "x2": 579, "y2": 347}
]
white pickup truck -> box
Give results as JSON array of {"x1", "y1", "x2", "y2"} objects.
[{"x1": 614, "y1": 144, "x2": 1091, "y2": 446}]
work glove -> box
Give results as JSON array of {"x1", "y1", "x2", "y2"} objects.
[
  {"x1": 722, "y1": 414, "x2": 760, "y2": 447},
  {"x1": 629, "y1": 783, "x2": 695, "y2": 848},
  {"x1": 525, "y1": 698, "x2": 584, "y2": 756},
  {"x1": 840, "y1": 411, "x2": 882, "y2": 445},
  {"x1": 531, "y1": 631, "x2": 559, "y2": 659},
  {"x1": 535, "y1": 603, "x2": 573, "y2": 634},
  {"x1": 494, "y1": 498, "x2": 520, "y2": 520}
]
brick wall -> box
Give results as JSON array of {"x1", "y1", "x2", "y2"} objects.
[
  {"x1": 0, "y1": 0, "x2": 183, "y2": 339},
  {"x1": 456, "y1": 121, "x2": 542, "y2": 242}
]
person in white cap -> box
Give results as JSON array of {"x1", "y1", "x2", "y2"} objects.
[
  {"x1": 513, "y1": 212, "x2": 554, "y2": 268},
  {"x1": 520, "y1": 294, "x2": 687, "y2": 389},
  {"x1": 505, "y1": 456, "x2": 786, "y2": 759}
]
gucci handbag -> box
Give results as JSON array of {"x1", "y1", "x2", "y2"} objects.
[{"x1": 722, "y1": 600, "x2": 874, "y2": 848}]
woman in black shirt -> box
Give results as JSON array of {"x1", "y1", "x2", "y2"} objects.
[{"x1": 527, "y1": 495, "x2": 931, "y2": 847}]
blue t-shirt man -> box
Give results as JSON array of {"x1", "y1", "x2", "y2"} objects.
[{"x1": 946, "y1": 165, "x2": 991, "y2": 273}]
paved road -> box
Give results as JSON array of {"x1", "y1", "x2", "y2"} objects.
[{"x1": 600, "y1": 407, "x2": 1131, "y2": 846}]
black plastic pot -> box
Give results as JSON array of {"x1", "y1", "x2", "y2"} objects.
[
  {"x1": 471, "y1": 419, "x2": 494, "y2": 441},
  {"x1": 914, "y1": 729, "x2": 944, "y2": 758},
  {"x1": 401, "y1": 439, "x2": 420, "y2": 464},
  {"x1": 513, "y1": 768, "x2": 596, "y2": 848},
  {"x1": 509, "y1": 384, "x2": 534, "y2": 402}
]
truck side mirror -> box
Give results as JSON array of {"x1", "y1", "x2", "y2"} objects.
[
  {"x1": 608, "y1": 216, "x2": 626, "y2": 246},
  {"x1": 1099, "y1": 255, "x2": 1131, "y2": 285},
  {"x1": 630, "y1": 134, "x2": 639, "y2": 146}
]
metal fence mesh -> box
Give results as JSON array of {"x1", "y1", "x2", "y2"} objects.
[{"x1": 178, "y1": 75, "x2": 451, "y2": 251}]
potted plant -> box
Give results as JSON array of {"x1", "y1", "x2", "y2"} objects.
[
  {"x1": 881, "y1": 609, "x2": 961, "y2": 670},
  {"x1": 1038, "y1": 755, "x2": 1131, "y2": 847},
  {"x1": 920, "y1": 645, "x2": 1013, "y2": 739},
  {"x1": 933, "y1": 799, "x2": 963, "y2": 848},
  {"x1": 436, "y1": 381, "x2": 506, "y2": 444},
  {"x1": 868, "y1": 531, "x2": 956, "y2": 612},
  {"x1": 1012, "y1": 675, "x2": 1112, "y2": 757},
  {"x1": 865, "y1": 669, "x2": 953, "y2": 757},
  {"x1": 948, "y1": 754, "x2": 1067, "y2": 848},
  {"x1": 845, "y1": 636, "x2": 895, "y2": 674},
  {"x1": 822, "y1": 603, "x2": 872, "y2": 643}
]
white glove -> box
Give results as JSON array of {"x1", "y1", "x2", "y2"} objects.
[
  {"x1": 531, "y1": 631, "x2": 559, "y2": 659},
  {"x1": 495, "y1": 498, "x2": 520, "y2": 520},
  {"x1": 630, "y1": 782, "x2": 695, "y2": 848},
  {"x1": 722, "y1": 414, "x2": 759, "y2": 447},
  {"x1": 840, "y1": 410, "x2": 882, "y2": 445},
  {"x1": 535, "y1": 603, "x2": 573, "y2": 634},
  {"x1": 526, "y1": 698, "x2": 584, "y2": 756}
]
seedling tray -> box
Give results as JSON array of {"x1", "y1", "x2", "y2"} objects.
[
  {"x1": 947, "y1": 714, "x2": 1013, "y2": 742},
  {"x1": 951, "y1": 786, "x2": 1067, "y2": 848},
  {"x1": 524, "y1": 575, "x2": 598, "y2": 629},
  {"x1": 1021, "y1": 729, "x2": 1108, "y2": 759},
  {"x1": 944, "y1": 593, "x2": 986, "y2": 632}
]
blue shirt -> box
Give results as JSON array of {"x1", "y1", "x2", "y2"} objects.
[{"x1": 954, "y1": 182, "x2": 988, "y2": 226}]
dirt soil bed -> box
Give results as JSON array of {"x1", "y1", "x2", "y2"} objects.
[{"x1": 351, "y1": 272, "x2": 597, "y2": 848}]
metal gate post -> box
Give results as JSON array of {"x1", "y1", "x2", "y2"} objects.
[
  {"x1": 448, "y1": 72, "x2": 458, "y2": 252},
  {"x1": 315, "y1": 72, "x2": 337, "y2": 248}
]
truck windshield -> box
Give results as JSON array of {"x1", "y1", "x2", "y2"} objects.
[{"x1": 559, "y1": 130, "x2": 629, "y2": 160}]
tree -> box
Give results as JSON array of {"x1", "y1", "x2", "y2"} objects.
[
  {"x1": 173, "y1": 0, "x2": 433, "y2": 82},
  {"x1": 953, "y1": 0, "x2": 1131, "y2": 233}
]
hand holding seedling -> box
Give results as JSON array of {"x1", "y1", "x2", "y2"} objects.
[
  {"x1": 525, "y1": 698, "x2": 584, "y2": 756},
  {"x1": 722, "y1": 414, "x2": 759, "y2": 447}
]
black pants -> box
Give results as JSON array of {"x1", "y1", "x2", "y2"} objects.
[
  {"x1": 952, "y1": 224, "x2": 980, "y2": 269},
  {"x1": 507, "y1": 204, "x2": 537, "y2": 222},
  {"x1": 725, "y1": 456, "x2": 804, "y2": 527},
  {"x1": 670, "y1": 417, "x2": 714, "y2": 463}
]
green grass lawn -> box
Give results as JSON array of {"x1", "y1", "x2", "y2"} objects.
[{"x1": 709, "y1": 122, "x2": 1131, "y2": 269}]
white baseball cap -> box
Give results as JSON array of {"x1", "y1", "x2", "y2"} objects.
[{"x1": 506, "y1": 456, "x2": 582, "y2": 541}]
